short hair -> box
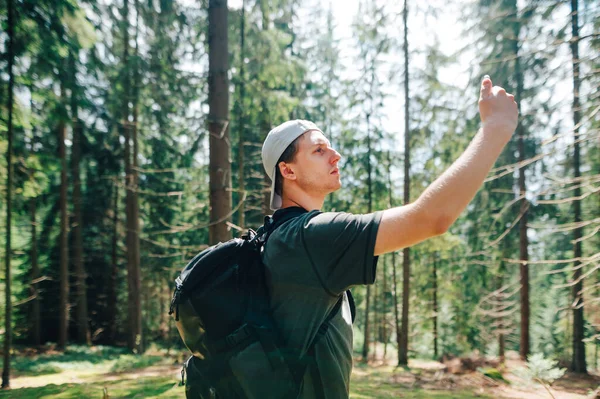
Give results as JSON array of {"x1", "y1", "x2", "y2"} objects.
[{"x1": 274, "y1": 135, "x2": 302, "y2": 196}]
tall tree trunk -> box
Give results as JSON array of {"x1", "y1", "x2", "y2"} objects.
[
  {"x1": 131, "y1": 0, "x2": 143, "y2": 352},
  {"x1": 236, "y1": 0, "x2": 246, "y2": 230},
  {"x1": 387, "y1": 152, "x2": 402, "y2": 365},
  {"x1": 70, "y1": 50, "x2": 91, "y2": 345},
  {"x1": 2, "y1": 0, "x2": 15, "y2": 387},
  {"x1": 261, "y1": 97, "x2": 271, "y2": 216},
  {"x1": 208, "y1": 0, "x2": 232, "y2": 244},
  {"x1": 132, "y1": 88, "x2": 142, "y2": 352},
  {"x1": 433, "y1": 253, "x2": 438, "y2": 359},
  {"x1": 58, "y1": 81, "x2": 70, "y2": 351},
  {"x1": 30, "y1": 197, "x2": 41, "y2": 346},
  {"x1": 362, "y1": 111, "x2": 373, "y2": 362},
  {"x1": 399, "y1": 0, "x2": 410, "y2": 367},
  {"x1": 121, "y1": 0, "x2": 142, "y2": 353},
  {"x1": 510, "y1": 5, "x2": 530, "y2": 360},
  {"x1": 259, "y1": 4, "x2": 271, "y2": 217},
  {"x1": 29, "y1": 87, "x2": 41, "y2": 347},
  {"x1": 392, "y1": 251, "x2": 401, "y2": 364},
  {"x1": 570, "y1": 0, "x2": 587, "y2": 374},
  {"x1": 382, "y1": 252, "x2": 388, "y2": 361},
  {"x1": 498, "y1": 258, "x2": 506, "y2": 363},
  {"x1": 108, "y1": 185, "x2": 119, "y2": 343}
]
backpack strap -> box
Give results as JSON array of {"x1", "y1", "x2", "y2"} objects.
[
  {"x1": 298, "y1": 293, "x2": 344, "y2": 399},
  {"x1": 258, "y1": 206, "x2": 310, "y2": 245}
]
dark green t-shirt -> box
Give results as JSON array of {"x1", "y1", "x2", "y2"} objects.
[{"x1": 262, "y1": 207, "x2": 382, "y2": 398}]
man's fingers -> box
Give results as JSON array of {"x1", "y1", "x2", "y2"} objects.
[
  {"x1": 480, "y1": 75, "x2": 492, "y2": 99},
  {"x1": 494, "y1": 87, "x2": 507, "y2": 96}
]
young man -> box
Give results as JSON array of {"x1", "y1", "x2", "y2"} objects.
[{"x1": 260, "y1": 76, "x2": 518, "y2": 398}]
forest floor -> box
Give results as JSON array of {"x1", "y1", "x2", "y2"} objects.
[{"x1": 0, "y1": 345, "x2": 598, "y2": 398}]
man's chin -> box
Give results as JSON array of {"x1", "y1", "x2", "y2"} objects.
[{"x1": 330, "y1": 181, "x2": 342, "y2": 193}]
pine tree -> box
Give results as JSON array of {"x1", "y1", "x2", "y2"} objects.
[
  {"x1": 69, "y1": 49, "x2": 91, "y2": 345},
  {"x1": 399, "y1": 0, "x2": 411, "y2": 366},
  {"x1": 208, "y1": 0, "x2": 232, "y2": 244},
  {"x1": 58, "y1": 78, "x2": 70, "y2": 351},
  {"x1": 569, "y1": 0, "x2": 586, "y2": 374},
  {"x1": 2, "y1": 0, "x2": 16, "y2": 388}
]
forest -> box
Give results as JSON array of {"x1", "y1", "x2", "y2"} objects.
[{"x1": 0, "y1": 0, "x2": 599, "y2": 397}]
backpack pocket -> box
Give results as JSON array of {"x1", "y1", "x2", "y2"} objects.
[
  {"x1": 228, "y1": 330, "x2": 299, "y2": 399},
  {"x1": 184, "y1": 356, "x2": 217, "y2": 399}
]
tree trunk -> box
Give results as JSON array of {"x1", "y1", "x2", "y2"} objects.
[
  {"x1": 121, "y1": 0, "x2": 142, "y2": 353},
  {"x1": 399, "y1": 0, "x2": 410, "y2": 367},
  {"x1": 570, "y1": 0, "x2": 587, "y2": 374},
  {"x1": 259, "y1": 3, "x2": 271, "y2": 217},
  {"x1": 132, "y1": 89, "x2": 142, "y2": 353},
  {"x1": 236, "y1": 0, "x2": 246, "y2": 230},
  {"x1": 58, "y1": 81, "x2": 70, "y2": 351},
  {"x1": 392, "y1": 251, "x2": 401, "y2": 364},
  {"x1": 383, "y1": 254, "x2": 388, "y2": 361},
  {"x1": 108, "y1": 185, "x2": 119, "y2": 343},
  {"x1": 510, "y1": 5, "x2": 530, "y2": 360},
  {"x1": 362, "y1": 111, "x2": 373, "y2": 362},
  {"x1": 433, "y1": 253, "x2": 438, "y2": 359},
  {"x1": 261, "y1": 97, "x2": 272, "y2": 216},
  {"x1": 70, "y1": 50, "x2": 91, "y2": 345},
  {"x1": 387, "y1": 152, "x2": 402, "y2": 365},
  {"x1": 29, "y1": 87, "x2": 41, "y2": 347},
  {"x1": 30, "y1": 197, "x2": 41, "y2": 346},
  {"x1": 2, "y1": 0, "x2": 15, "y2": 387},
  {"x1": 208, "y1": 0, "x2": 232, "y2": 245},
  {"x1": 498, "y1": 259, "x2": 506, "y2": 363},
  {"x1": 131, "y1": 0, "x2": 143, "y2": 352}
]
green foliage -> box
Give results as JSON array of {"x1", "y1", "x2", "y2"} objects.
[{"x1": 516, "y1": 353, "x2": 566, "y2": 385}]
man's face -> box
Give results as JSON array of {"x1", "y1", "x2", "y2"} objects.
[{"x1": 285, "y1": 130, "x2": 342, "y2": 196}]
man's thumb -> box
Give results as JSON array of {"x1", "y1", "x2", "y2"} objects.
[{"x1": 480, "y1": 75, "x2": 492, "y2": 99}]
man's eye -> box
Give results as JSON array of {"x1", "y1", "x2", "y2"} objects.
[{"x1": 316, "y1": 148, "x2": 323, "y2": 153}]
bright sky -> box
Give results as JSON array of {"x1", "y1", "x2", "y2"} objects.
[{"x1": 227, "y1": 0, "x2": 470, "y2": 149}]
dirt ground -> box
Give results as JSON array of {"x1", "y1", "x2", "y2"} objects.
[
  {"x1": 8, "y1": 349, "x2": 600, "y2": 399},
  {"x1": 358, "y1": 357, "x2": 600, "y2": 399}
]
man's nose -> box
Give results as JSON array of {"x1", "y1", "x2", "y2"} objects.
[{"x1": 330, "y1": 148, "x2": 341, "y2": 164}]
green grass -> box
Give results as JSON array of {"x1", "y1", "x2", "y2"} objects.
[
  {"x1": 0, "y1": 376, "x2": 182, "y2": 399},
  {"x1": 3, "y1": 347, "x2": 596, "y2": 399},
  {"x1": 1, "y1": 375, "x2": 491, "y2": 399},
  {"x1": 12, "y1": 346, "x2": 128, "y2": 377},
  {"x1": 109, "y1": 354, "x2": 164, "y2": 373},
  {"x1": 1, "y1": 347, "x2": 497, "y2": 399}
]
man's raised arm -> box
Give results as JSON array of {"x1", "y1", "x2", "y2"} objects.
[{"x1": 374, "y1": 75, "x2": 519, "y2": 256}]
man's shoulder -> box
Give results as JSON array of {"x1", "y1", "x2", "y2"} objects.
[
  {"x1": 282, "y1": 210, "x2": 359, "y2": 230},
  {"x1": 270, "y1": 209, "x2": 382, "y2": 241}
]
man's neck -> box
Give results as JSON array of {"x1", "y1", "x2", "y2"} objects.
[{"x1": 281, "y1": 193, "x2": 324, "y2": 211}]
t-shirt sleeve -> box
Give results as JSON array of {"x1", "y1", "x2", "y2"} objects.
[{"x1": 301, "y1": 211, "x2": 383, "y2": 296}]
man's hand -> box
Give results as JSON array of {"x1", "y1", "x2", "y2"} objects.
[
  {"x1": 478, "y1": 75, "x2": 519, "y2": 142},
  {"x1": 374, "y1": 75, "x2": 519, "y2": 256}
]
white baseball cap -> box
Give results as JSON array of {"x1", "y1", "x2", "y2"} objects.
[{"x1": 261, "y1": 120, "x2": 323, "y2": 210}]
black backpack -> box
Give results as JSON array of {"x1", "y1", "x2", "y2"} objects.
[{"x1": 169, "y1": 208, "x2": 353, "y2": 399}]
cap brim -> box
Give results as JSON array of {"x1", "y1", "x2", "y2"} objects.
[{"x1": 269, "y1": 165, "x2": 282, "y2": 210}]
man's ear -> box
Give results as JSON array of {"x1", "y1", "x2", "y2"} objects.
[{"x1": 278, "y1": 161, "x2": 297, "y2": 181}]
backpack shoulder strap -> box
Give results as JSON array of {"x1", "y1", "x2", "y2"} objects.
[
  {"x1": 258, "y1": 206, "x2": 311, "y2": 245},
  {"x1": 302, "y1": 293, "x2": 344, "y2": 399}
]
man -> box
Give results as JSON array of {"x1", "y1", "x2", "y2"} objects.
[{"x1": 260, "y1": 76, "x2": 518, "y2": 398}]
